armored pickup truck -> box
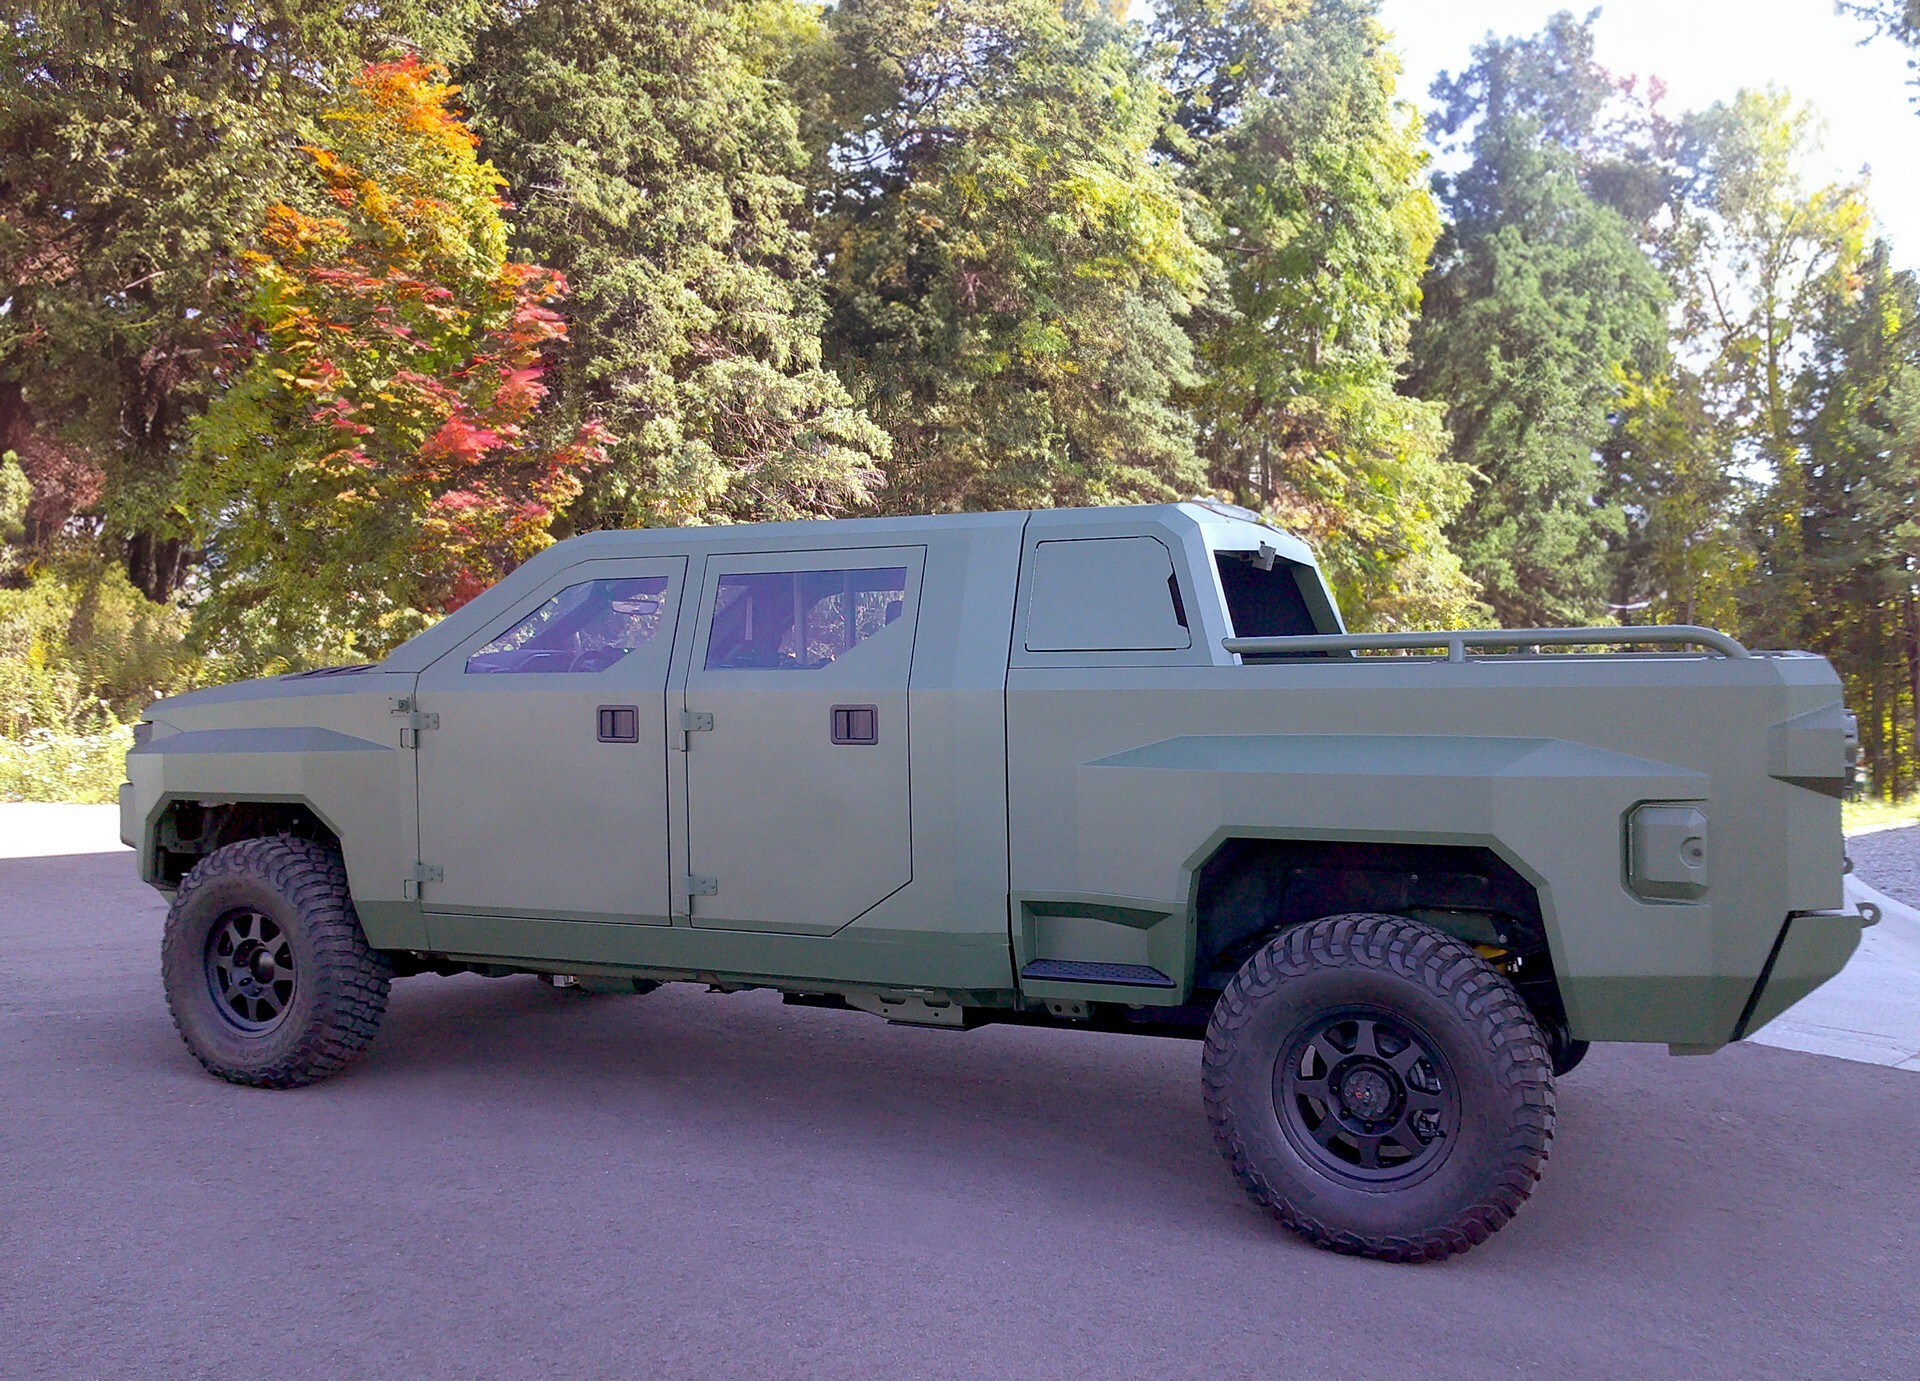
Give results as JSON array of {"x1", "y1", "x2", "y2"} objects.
[{"x1": 124, "y1": 502, "x2": 1866, "y2": 1261}]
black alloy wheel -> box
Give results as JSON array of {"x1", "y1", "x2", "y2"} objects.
[
  {"x1": 1276, "y1": 1007, "x2": 1459, "y2": 1185},
  {"x1": 1204, "y1": 912, "x2": 1555, "y2": 1262},
  {"x1": 204, "y1": 909, "x2": 297, "y2": 1032}
]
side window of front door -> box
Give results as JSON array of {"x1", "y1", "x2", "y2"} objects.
[{"x1": 679, "y1": 548, "x2": 924, "y2": 934}]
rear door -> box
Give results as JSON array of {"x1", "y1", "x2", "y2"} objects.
[
  {"x1": 414, "y1": 556, "x2": 687, "y2": 924},
  {"x1": 677, "y1": 548, "x2": 923, "y2": 934}
]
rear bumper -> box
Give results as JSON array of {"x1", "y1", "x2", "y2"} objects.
[{"x1": 1732, "y1": 907, "x2": 1871, "y2": 1041}]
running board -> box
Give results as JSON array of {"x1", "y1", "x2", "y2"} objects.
[{"x1": 1020, "y1": 959, "x2": 1175, "y2": 988}]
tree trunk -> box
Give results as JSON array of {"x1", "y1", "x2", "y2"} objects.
[
  {"x1": 124, "y1": 530, "x2": 191, "y2": 603},
  {"x1": 1871, "y1": 607, "x2": 1887, "y2": 796},
  {"x1": 1907, "y1": 588, "x2": 1920, "y2": 798}
]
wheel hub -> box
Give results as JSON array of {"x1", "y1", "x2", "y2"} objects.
[
  {"x1": 1336, "y1": 1062, "x2": 1397, "y2": 1121},
  {"x1": 204, "y1": 910, "x2": 296, "y2": 1033},
  {"x1": 1274, "y1": 1008, "x2": 1459, "y2": 1185}
]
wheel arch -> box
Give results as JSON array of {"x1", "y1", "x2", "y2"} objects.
[
  {"x1": 150, "y1": 795, "x2": 346, "y2": 888},
  {"x1": 1190, "y1": 835, "x2": 1573, "y2": 1044}
]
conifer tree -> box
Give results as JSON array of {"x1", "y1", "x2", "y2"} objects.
[
  {"x1": 807, "y1": 0, "x2": 1215, "y2": 512},
  {"x1": 1156, "y1": 0, "x2": 1476, "y2": 628},
  {"x1": 1407, "y1": 18, "x2": 1668, "y2": 628},
  {"x1": 1793, "y1": 243, "x2": 1920, "y2": 792},
  {"x1": 464, "y1": 0, "x2": 887, "y2": 528}
]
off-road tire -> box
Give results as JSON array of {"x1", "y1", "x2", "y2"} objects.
[
  {"x1": 162, "y1": 836, "x2": 393, "y2": 1088},
  {"x1": 1203, "y1": 913, "x2": 1555, "y2": 1262}
]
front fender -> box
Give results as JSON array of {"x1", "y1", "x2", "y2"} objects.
[{"x1": 125, "y1": 727, "x2": 415, "y2": 941}]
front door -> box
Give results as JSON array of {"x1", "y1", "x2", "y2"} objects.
[
  {"x1": 679, "y1": 548, "x2": 922, "y2": 933},
  {"x1": 415, "y1": 556, "x2": 687, "y2": 924}
]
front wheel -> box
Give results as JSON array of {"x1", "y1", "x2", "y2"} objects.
[
  {"x1": 1203, "y1": 913, "x2": 1555, "y2": 1262},
  {"x1": 162, "y1": 836, "x2": 393, "y2": 1088}
]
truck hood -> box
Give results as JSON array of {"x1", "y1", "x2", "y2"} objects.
[{"x1": 144, "y1": 666, "x2": 404, "y2": 728}]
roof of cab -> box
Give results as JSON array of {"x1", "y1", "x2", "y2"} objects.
[
  {"x1": 531, "y1": 500, "x2": 1294, "y2": 563},
  {"x1": 380, "y1": 503, "x2": 1312, "y2": 673}
]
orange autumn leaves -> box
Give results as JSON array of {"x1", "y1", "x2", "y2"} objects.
[{"x1": 191, "y1": 58, "x2": 608, "y2": 642}]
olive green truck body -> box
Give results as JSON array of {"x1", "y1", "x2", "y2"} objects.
[{"x1": 123, "y1": 502, "x2": 1864, "y2": 1051}]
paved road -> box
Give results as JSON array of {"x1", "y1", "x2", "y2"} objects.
[{"x1": 4, "y1": 848, "x2": 1918, "y2": 1378}]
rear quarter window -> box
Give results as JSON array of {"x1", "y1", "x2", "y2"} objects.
[
  {"x1": 1215, "y1": 551, "x2": 1320, "y2": 638},
  {"x1": 1023, "y1": 536, "x2": 1192, "y2": 652}
]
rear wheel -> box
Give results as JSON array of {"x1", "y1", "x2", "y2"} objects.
[
  {"x1": 1203, "y1": 913, "x2": 1555, "y2": 1262},
  {"x1": 162, "y1": 836, "x2": 392, "y2": 1088}
]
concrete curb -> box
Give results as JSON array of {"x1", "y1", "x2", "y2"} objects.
[
  {"x1": 1746, "y1": 874, "x2": 1920, "y2": 1070},
  {"x1": 0, "y1": 802, "x2": 127, "y2": 859}
]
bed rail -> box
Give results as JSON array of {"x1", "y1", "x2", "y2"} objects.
[{"x1": 1223, "y1": 624, "x2": 1751, "y2": 662}]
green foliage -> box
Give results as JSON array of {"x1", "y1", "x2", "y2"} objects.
[
  {"x1": 1669, "y1": 92, "x2": 1868, "y2": 467},
  {"x1": 0, "y1": 555, "x2": 195, "y2": 739},
  {"x1": 184, "y1": 59, "x2": 607, "y2": 667},
  {"x1": 1663, "y1": 91, "x2": 1868, "y2": 651},
  {"x1": 465, "y1": 0, "x2": 887, "y2": 528},
  {"x1": 1599, "y1": 366, "x2": 1751, "y2": 630},
  {"x1": 1156, "y1": 0, "x2": 1476, "y2": 629},
  {"x1": 0, "y1": 723, "x2": 133, "y2": 804},
  {"x1": 9, "y1": 0, "x2": 1920, "y2": 808},
  {"x1": 1793, "y1": 244, "x2": 1920, "y2": 795},
  {"x1": 0, "y1": 450, "x2": 28, "y2": 568},
  {"x1": 1408, "y1": 14, "x2": 1668, "y2": 627},
  {"x1": 809, "y1": 0, "x2": 1215, "y2": 512}
]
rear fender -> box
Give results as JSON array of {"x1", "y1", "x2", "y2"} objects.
[{"x1": 1073, "y1": 733, "x2": 1729, "y2": 1043}]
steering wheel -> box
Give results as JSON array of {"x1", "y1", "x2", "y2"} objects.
[{"x1": 571, "y1": 647, "x2": 627, "y2": 673}]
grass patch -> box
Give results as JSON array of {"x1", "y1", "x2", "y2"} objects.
[{"x1": 1843, "y1": 794, "x2": 1920, "y2": 836}]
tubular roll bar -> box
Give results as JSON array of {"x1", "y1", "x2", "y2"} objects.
[{"x1": 1223, "y1": 624, "x2": 1752, "y2": 662}]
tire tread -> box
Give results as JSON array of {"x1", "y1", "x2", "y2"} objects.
[
  {"x1": 1202, "y1": 912, "x2": 1555, "y2": 1263},
  {"x1": 162, "y1": 835, "x2": 392, "y2": 1088}
]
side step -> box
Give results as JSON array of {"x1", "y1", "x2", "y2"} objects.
[{"x1": 1019, "y1": 959, "x2": 1175, "y2": 988}]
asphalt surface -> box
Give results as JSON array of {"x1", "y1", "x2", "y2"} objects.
[{"x1": 4, "y1": 848, "x2": 1918, "y2": 1378}]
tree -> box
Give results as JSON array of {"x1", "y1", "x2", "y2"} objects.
[
  {"x1": 0, "y1": 450, "x2": 27, "y2": 577},
  {"x1": 1597, "y1": 363, "x2": 1751, "y2": 629},
  {"x1": 462, "y1": 0, "x2": 886, "y2": 529},
  {"x1": 184, "y1": 58, "x2": 607, "y2": 666},
  {"x1": 0, "y1": 3, "x2": 489, "y2": 601},
  {"x1": 1155, "y1": 0, "x2": 1475, "y2": 628},
  {"x1": 807, "y1": 0, "x2": 1215, "y2": 513},
  {"x1": 1841, "y1": 1, "x2": 1920, "y2": 104},
  {"x1": 1795, "y1": 243, "x2": 1920, "y2": 793},
  {"x1": 1666, "y1": 90, "x2": 1868, "y2": 644},
  {"x1": 1407, "y1": 15, "x2": 1668, "y2": 628}
]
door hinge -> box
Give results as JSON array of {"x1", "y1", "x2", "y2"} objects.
[
  {"x1": 390, "y1": 695, "x2": 439, "y2": 748},
  {"x1": 685, "y1": 874, "x2": 719, "y2": 897},
  {"x1": 675, "y1": 708, "x2": 714, "y2": 751},
  {"x1": 403, "y1": 863, "x2": 443, "y2": 901}
]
